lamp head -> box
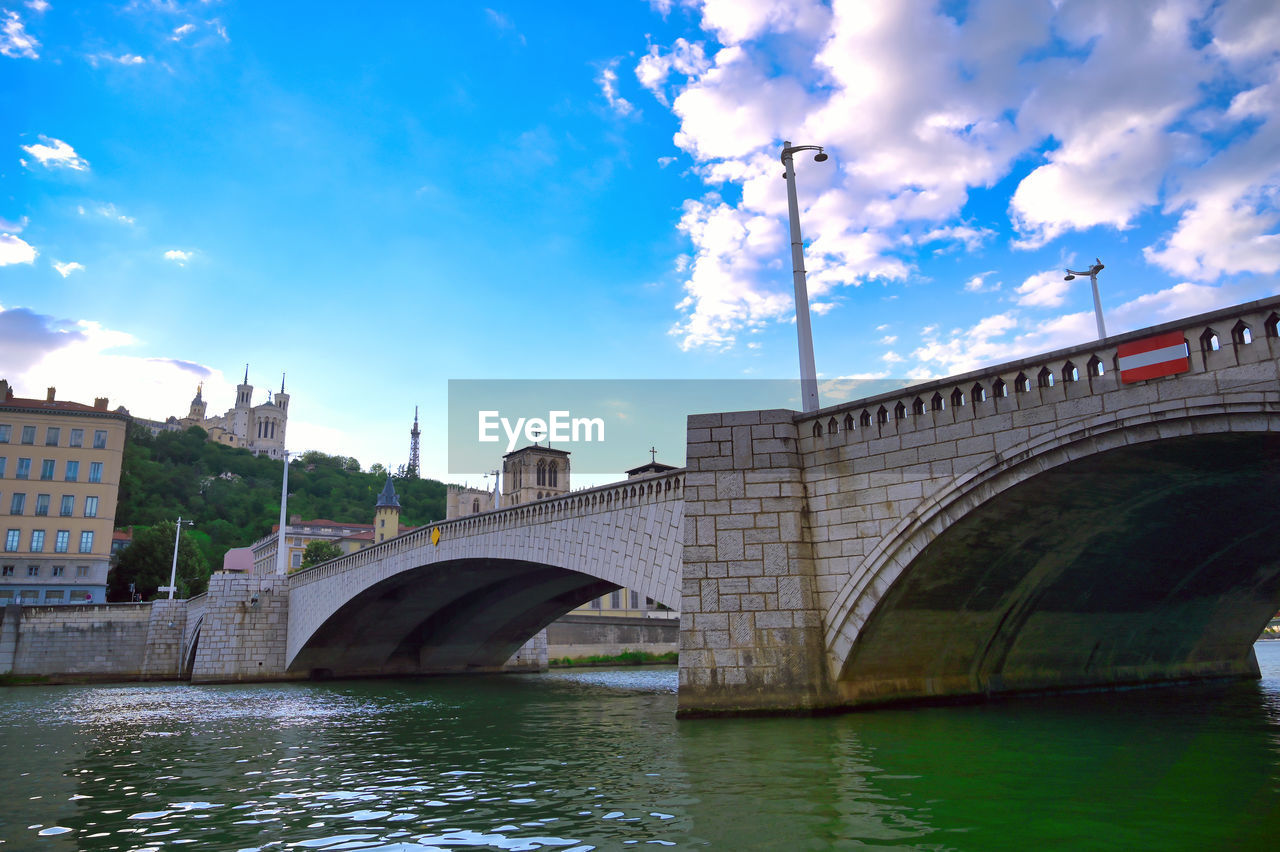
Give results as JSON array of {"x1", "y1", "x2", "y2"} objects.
[
  {"x1": 813, "y1": 151, "x2": 829, "y2": 162},
  {"x1": 1063, "y1": 274, "x2": 1075, "y2": 281}
]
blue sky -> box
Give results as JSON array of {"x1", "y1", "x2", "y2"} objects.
[{"x1": 2, "y1": 0, "x2": 1278, "y2": 484}]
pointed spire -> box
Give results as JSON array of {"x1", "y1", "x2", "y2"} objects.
[
  {"x1": 376, "y1": 472, "x2": 401, "y2": 508},
  {"x1": 413, "y1": 405, "x2": 419, "y2": 425},
  {"x1": 280, "y1": 372, "x2": 286, "y2": 394},
  {"x1": 243, "y1": 363, "x2": 249, "y2": 384}
]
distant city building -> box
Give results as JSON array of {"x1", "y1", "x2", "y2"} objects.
[
  {"x1": 0, "y1": 380, "x2": 128, "y2": 605},
  {"x1": 139, "y1": 366, "x2": 290, "y2": 459},
  {"x1": 445, "y1": 483, "x2": 495, "y2": 519},
  {"x1": 502, "y1": 444, "x2": 570, "y2": 505},
  {"x1": 251, "y1": 476, "x2": 411, "y2": 573}
]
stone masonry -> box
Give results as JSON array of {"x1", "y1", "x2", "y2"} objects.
[
  {"x1": 190, "y1": 573, "x2": 292, "y2": 683},
  {"x1": 678, "y1": 409, "x2": 836, "y2": 715}
]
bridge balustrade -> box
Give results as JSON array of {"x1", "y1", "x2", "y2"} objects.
[{"x1": 797, "y1": 299, "x2": 1280, "y2": 448}]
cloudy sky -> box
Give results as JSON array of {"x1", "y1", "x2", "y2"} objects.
[{"x1": 2, "y1": 0, "x2": 1278, "y2": 482}]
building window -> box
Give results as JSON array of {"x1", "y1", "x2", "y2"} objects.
[
  {"x1": 30, "y1": 531, "x2": 44, "y2": 552},
  {"x1": 610, "y1": 590, "x2": 621, "y2": 609},
  {"x1": 44, "y1": 589, "x2": 64, "y2": 602},
  {"x1": 93, "y1": 430, "x2": 107, "y2": 449},
  {"x1": 9, "y1": 493, "x2": 25, "y2": 515},
  {"x1": 0, "y1": 589, "x2": 11, "y2": 601},
  {"x1": 4, "y1": 530, "x2": 18, "y2": 551},
  {"x1": 45, "y1": 427, "x2": 60, "y2": 446},
  {"x1": 0, "y1": 425, "x2": 9, "y2": 443},
  {"x1": 79, "y1": 531, "x2": 94, "y2": 553},
  {"x1": 76, "y1": 565, "x2": 89, "y2": 578},
  {"x1": 65, "y1": 461, "x2": 79, "y2": 481},
  {"x1": 16, "y1": 458, "x2": 30, "y2": 480},
  {"x1": 89, "y1": 463, "x2": 102, "y2": 483},
  {"x1": 84, "y1": 496, "x2": 98, "y2": 518},
  {"x1": 1, "y1": 564, "x2": 12, "y2": 576},
  {"x1": 55, "y1": 531, "x2": 69, "y2": 553},
  {"x1": 590, "y1": 597, "x2": 602, "y2": 610},
  {"x1": 20, "y1": 426, "x2": 35, "y2": 444},
  {"x1": 60, "y1": 495, "x2": 73, "y2": 516},
  {"x1": 630, "y1": 590, "x2": 640, "y2": 609},
  {"x1": 291, "y1": 552, "x2": 302, "y2": 568},
  {"x1": 27, "y1": 564, "x2": 38, "y2": 577},
  {"x1": 51, "y1": 565, "x2": 64, "y2": 577},
  {"x1": 40, "y1": 459, "x2": 54, "y2": 480},
  {"x1": 69, "y1": 429, "x2": 83, "y2": 447},
  {"x1": 19, "y1": 589, "x2": 37, "y2": 602},
  {"x1": 35, "y1": 494, "x2": 49, "y2": 516},
  {"x1": 0, "y1": 458, "x2": 6, "y2": 478}
]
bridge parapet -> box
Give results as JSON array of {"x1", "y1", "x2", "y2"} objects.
[
  {"x1": 289, "y1": 468, "x2": 685, "y2": 590},
  {"x1": 795, "y1": 296, "x2": 1280, "y2": 449}
]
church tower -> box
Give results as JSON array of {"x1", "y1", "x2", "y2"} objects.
[
  {"x1": 235, "y1": 364, "x2": 253, "y2": 408},
  {"x1": 276, "y1": 373, "x2": 290, "y2": 416},
  {"x1": 187, "y1": 384, "x2": 207, "y2": 421},
  {"x1": 374, "y1": 474, "x2": 401, "y2": 544}
]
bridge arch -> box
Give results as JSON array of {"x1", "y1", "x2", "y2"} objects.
[
  {"x1": 285, "y1": 479, "x2": 684, "y2": 678},
  {"x1": 825, "y1": 401, "x2": 1280, "y2": 707}
]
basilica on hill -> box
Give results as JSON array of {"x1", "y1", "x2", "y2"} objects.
[{"x1": 176, "y1": 366, "x2": 290, "y2": 460}]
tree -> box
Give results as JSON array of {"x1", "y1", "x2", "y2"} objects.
[
  {"x1": 109, "y1": 522, "x2": 211, "y2": 601},
  {"x1": 300, "y1": 539, "x2": 343, "y2": 570},
  {"x1": 368, "y1": 462, "x2": 387, "y2": 477}
]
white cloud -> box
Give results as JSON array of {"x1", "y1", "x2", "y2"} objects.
[
  {"x1": 53, "y1": 260, "x2": 84, "y2": 277},
  {"x1": 1, "y1": 9, "x2": 38, "y2": 59},
  {"x1": 963, "y1": 271, "x2": 999, "y2": 293},
  {"x1": 89, "y1": 52, "x2": 146, "y2": 66},
  {"x1": 483, "y1": 8, "x2": 524, "y2": 44},
  {"x1": 21, "y1": 136, "x2": 89, "y2": 171},
  {"x1": 171, "y1": 22, "x2": 194, "y2": 40},
  {"x1": 1014, "y1": 269, "x2": 1074, "y2": 309},
  {"x1": 0, "y1": 233, "x2": 37, "y2": 265},
  {"x1": 25, "y1": 1, "x2": 49, "y2": 14},
  {"x1": 164, "y1": 249, "x2": 193, "y2": 265},
  {"x1": 646, "y1": 1, "x2": 1280, "y2": 351},
  {"x1": 597, "y1": 61, "x2": 634, "y2": 117},
  {"x1": 878, "y1": 334, "x2": 897, "y2": 345}
]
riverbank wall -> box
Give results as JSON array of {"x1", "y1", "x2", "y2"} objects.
[
  {"x1": 0, "y1": 600, "x2": 188, "y2": 682},
  {"x1": 546, "y1": 614, "x2": 678, "y2": 661}
]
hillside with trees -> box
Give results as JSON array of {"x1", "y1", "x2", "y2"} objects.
[{"x1": 112, "y1": 423, "x2": 448, "y2": 598}]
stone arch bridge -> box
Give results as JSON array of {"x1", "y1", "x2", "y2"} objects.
[{"x1": 183, "y1": 296, "x2": 1280, "y2": 716}]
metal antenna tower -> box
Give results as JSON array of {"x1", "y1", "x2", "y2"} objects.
[{"x1": 407, "y1": 405, "x2": 421, "y2": 479}]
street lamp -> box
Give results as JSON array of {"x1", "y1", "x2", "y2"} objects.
[
  {"x1": 781, "y1": 140, "x2": 830, "y2": 413},
  {"x1": 1064, "y1": 258, "x2": 1107, "y2": 339},
  {"x1": 162, "y1": 516, "x2": 194, "y2": 600}
]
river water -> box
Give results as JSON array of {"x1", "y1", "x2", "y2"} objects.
[{"x1": 3, "y1": 645, "x2": 1280, "y2": 851}]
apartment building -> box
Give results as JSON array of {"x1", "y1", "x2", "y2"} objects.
[{"x1": 0, "y1": 380, "x2": 128, "y2": 604}]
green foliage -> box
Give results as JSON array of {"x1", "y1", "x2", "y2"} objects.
[
  {"x1": 115, "y1": 425, "x2": 448, "y2": 576},
  {"x1": 300, "y1": 539, "x2": 343, "y2": 569},
  {"x1": 109, "y1": 522, "x2": 210, "y2": 601}
]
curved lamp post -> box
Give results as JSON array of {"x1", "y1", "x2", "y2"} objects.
[
  {"x1": 1064, "y1": 258, "x2": 1107, "y2": 339},
  {"x1": 781, "y1": 141, "x2": 830, "y2": 413}
]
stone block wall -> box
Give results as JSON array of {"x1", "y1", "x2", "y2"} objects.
[
  {"x1": 139, "y1": 599, "x2": 188, "y2": 679},
  {"x1": 8, "y1": 603, "x2": 153, "y2": 679},
  {"x1": 190, "y1": 574, "x2": 294, "y2": 683},
  {"x1": 546, "y1": 614, "x2": 678, "y2": 659},
  {"x1": 504, "y1": 628, "x2": 548, "y2": 672},
  {"x1": 677, "y1": 409, "x2": 836, "y2": 715}
]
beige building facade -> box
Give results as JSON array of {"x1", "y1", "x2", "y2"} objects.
[{"x1": 0, "y1": 380, "x2": 128, "y2": 604}]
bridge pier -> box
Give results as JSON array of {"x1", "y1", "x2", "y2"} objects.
[
  {"x1": 191, "y1": 573, "x2": 295, "y2": 683},
  {"x1": 678, "y1": 409, "x2": 837, "y2": 715}
]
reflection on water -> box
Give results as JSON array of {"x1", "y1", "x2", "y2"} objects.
[{"x1": 2, "y1": 652, "x2": 1280, "y2": 850}]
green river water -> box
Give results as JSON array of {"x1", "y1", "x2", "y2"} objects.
[{"x1": 3, "y1": 643, "x2": 1280, "y2": 851}]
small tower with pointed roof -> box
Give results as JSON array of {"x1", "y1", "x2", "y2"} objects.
[
  {"x1": 374, "y1": 473, "x2": 401, "y2": 544},
  {"x1": 276, "y1": 373, "x2": 290, "y2": 416}
]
